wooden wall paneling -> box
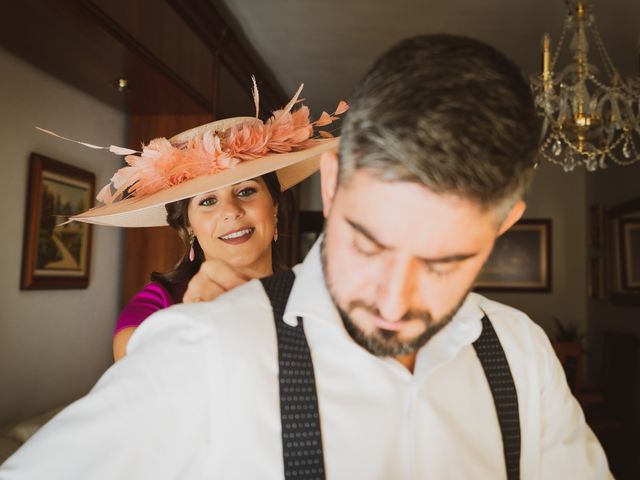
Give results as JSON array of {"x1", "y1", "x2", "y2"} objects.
[
  {"x1": 123, "y1": 226, "x2": 182, "y2": 304},
  {"x1": 216, "y1": 63, "x2": 254, "y2": 119},
  {"x1": 167, "y1": 0, "x2": 287, "y2": 113},
  {"x1": 84, "y1": 0, "x2": 214, "y2": 109}
]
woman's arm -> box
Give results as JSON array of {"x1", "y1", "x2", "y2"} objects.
[
  {"x1": 113, "y1": 326, "x2": 137, "y2": 361},
  {"x1": 113, "y1": 260, "x2": 252, "y2": 361},
  {"x1": 112, "y1": 283, "x2": 174, "y2": 362}
]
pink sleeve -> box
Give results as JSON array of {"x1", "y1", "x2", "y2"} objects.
[{"x1": 114, "y1": 282, "x2": 175, "y2": 335}]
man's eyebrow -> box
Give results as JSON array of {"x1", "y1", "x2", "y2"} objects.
[
  {"x1": 346, "y1": 218, "x2": 388, "y2": 250},
  {"x1": 346, "y1": 217, "x2": 478, "y2": 264}
]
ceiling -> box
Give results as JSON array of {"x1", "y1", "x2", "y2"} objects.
[
  {"x1": 2, "y1": 0, "x2": 637, "y2": 119},
  {"x1": 213, "y1": 0, "x2": 640, "y2": 114}
]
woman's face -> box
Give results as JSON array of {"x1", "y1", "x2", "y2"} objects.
[{"x1": 187, "y1": 177, "x2": 277, "y2": 275}]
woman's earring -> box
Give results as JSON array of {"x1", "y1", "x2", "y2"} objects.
[{"x1": 188, "y1": 232, "x2": 195, "y2": 262}]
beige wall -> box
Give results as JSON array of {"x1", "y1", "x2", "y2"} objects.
[{"x1": 0, "y1": 48, "x2": 126, "y2": 425}]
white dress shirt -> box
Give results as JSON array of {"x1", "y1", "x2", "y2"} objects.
[{"x1": 0, "y1": 239, "x2": 610, "y2": 479}]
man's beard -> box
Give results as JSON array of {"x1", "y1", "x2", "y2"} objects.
[{"x1": 321, "y1": 235, "x2": 468, "y2": 357}]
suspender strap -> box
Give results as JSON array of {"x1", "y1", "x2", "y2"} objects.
[
  {"x1": 472, "y1": 315, "x2": 521, "y2": 480},
  {"x1": 261, "y1": 271, "x2": 326, "y2": 480}
]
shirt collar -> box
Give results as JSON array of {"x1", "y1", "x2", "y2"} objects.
[{"x1": 284, "y1": 235, "x2": 340, "y2": 328}]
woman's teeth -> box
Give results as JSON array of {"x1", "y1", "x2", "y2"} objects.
[{"x1": 220, "y1": 228, "x2": 253, "y2": 240}]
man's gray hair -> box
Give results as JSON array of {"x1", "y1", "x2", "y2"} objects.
[{"x1": 339, "y1": 34, "x2": 541, "y2": 211}]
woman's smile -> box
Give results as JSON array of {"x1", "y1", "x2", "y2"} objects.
[{"x1": 218, "y1": 227, "x2": 255, "y2": 245}]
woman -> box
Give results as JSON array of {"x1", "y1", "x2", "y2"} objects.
[
  {"x1": 55, "y1": 81, "x2": 348, "y2": 360},
  {"x1": 113, "y1": 172, "x2": 283, "y2": 360}
]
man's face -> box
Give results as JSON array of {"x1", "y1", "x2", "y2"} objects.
[{"x1": 320, "y1": 157, "x2": 520, "y2": 357}]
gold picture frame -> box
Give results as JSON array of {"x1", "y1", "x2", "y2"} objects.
[
  {"x1": 475, "y1": 219, "x2": 552, "y2": 292},
  {"x1": 20, "y1": 153, "x2": 95, "y2": 289}
]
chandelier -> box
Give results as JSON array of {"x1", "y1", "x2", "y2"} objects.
[{"x1": 530, "y1": 0, "x2": 640, "y2": 171}]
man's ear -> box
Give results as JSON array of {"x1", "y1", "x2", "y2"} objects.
[
  {"x1": 320, "y1": 150, "x2": 339, "y2": 218},
  {"x1": 497, "y1": 200, "x2": 526, "y2": 236}
]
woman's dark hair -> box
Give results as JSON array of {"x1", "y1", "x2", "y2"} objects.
[{"x1": 151, "y1": 172, "x2": 286, "y2": 302}]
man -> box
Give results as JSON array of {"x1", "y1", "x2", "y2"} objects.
[{"x1": 1, "y1": 35, "x2": 609, "y2": 479}]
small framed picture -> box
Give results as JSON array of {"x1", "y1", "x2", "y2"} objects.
[
  {"x1": 619, "y1": 218, "x2": 640, "y2": 290},
  {"x1": 475, "y1": 219, "x2": 551, "y2": 292},
  {"x1": 20, "y1": 153, "x2": 95, "y2": 289},
  {"x1": 298, "y1": 210, "x2": 324, "y2": 263}
]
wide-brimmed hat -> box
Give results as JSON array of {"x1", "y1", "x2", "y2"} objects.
[{"x1": 43, "y1": 81, "x2": 347, "y2": 227}]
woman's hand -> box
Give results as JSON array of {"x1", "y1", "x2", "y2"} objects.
[{"x1": 183, "y1": 258, "x2": 252, "y2": 304}]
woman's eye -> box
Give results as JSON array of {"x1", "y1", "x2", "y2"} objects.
[
  {"x1": 237, "y1": 187, "x2": 257, "y2": 198},
  {"x1": 199, "y1": 196, "x2": 217, "y2": 207}
]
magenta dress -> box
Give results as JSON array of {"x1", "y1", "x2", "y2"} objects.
[{"x1": 114, "y1": 282, "x2": 176, "y2": 335}]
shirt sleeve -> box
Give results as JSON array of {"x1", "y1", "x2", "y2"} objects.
[
  {"x1": 534, "y1": 326, "x2": 613, "y2": 479},
  {"x1": 114, "y1": 282, "x2": 174, "y2": 335},
  {"x1": 0, "y1": 309, "x2": 222, "y2": 480}
]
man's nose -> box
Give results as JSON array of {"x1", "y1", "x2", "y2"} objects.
[{"x1": 376, "y1": 256, "x2": 418, "y2": 323}]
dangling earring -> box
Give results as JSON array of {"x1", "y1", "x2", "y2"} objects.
[
  {"x1": 188, "y1": 232, "x2": 195, "y2": 262},
  {"x1": 273, "y1": 214, "x2": 279, "y2": 242}
]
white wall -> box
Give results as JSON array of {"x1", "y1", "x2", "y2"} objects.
[
  {"x1": 0, "y1": 48, "x2": 126, "y2": 425},
  {"x1": 301, "y1": 162, "x2": 589, "y2": 338}
]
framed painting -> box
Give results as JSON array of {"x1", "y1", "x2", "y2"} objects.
[
  {"x1": 474, "y1": 219, "x2": 552, "y2": 292},
  {"x1": 298, "y1": 210, "x2": 324, "y2": 263},
  {"x1": 619, "y1": 217, "x2": 640, "y2": 291},
  {"x1": 20, "y1": 153, "x2": 95, "y2": 289}
]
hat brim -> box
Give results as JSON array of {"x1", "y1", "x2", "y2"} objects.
[{"x1": 70, "y1": 136, "x2": 338, "y2": 227}]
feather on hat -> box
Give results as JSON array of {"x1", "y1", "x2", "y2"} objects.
[{"x1": 40, "y1": 80, "x2": 347, "y2": 227}]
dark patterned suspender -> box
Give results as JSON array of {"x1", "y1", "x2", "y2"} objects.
[
  {"x1": 261, "y1": 271, "x2": 326, "y2": 480},
  {"x1": 262, "y1": 272, "x2": 520, "y2": 480},
  {"x1": 472, "y1": 315, "x2": 521, "y2": 480}
]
